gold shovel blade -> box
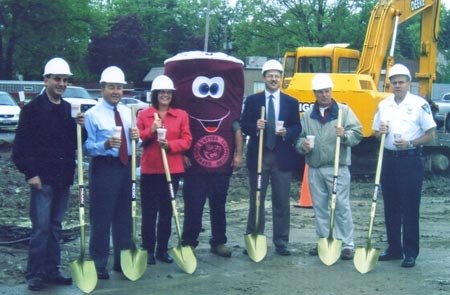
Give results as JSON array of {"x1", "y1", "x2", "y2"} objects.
[
  {"x1": 244, "y1": 233, "x2": 267, "y2": 263},
  {"x1": 120, "y1": 249, "x2": 148, "y2": 281},
  {"x1": 169, "y1": 245, "x2": 197, "y2": 274},
  {"x1": 353, "y1": 247, "x2": 380, "y2": 274},
  {"x1": 318, "y1": 237, "x2": 342, "y2": 266},
  {"x1": 69, "y1": 258, "x2": 98, "y2": 293}
]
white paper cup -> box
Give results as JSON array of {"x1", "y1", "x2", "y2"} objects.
[
  {"x1": 276, "y1": 120, "x2": 284, "y2": 132},
  {"x1": 71, "y1": 103, "x2": 81, "y2": 118},
  {"x1": 306, "y1": 135, "x2": 316, "y2": 148},
  {"x1": 157, "y1": 128, "x2": 167, "y2": 140},
  {"x1": 113, "y1": 126, "x2": 122, "y2": 139}
]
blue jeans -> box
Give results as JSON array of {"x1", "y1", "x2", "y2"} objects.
[
  {"x1": 181, "y1": 173, "x2": 231, "y2": 248},
  {"x1": 26, "y1": 185, "x2": 70, "y2": 280}
]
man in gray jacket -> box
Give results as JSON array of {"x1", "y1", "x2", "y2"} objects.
[{"x1": 296, "y1": 73, "x2": 362, "y2": 260}]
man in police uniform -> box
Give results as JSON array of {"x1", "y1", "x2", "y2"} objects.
[{"x1": 372, "y1": 64, "x2": 436, "y2": 268}]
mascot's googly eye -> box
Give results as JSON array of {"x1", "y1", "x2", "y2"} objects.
[{"x1": 192, "y1": 76, "x2": 225, "y2": 99}]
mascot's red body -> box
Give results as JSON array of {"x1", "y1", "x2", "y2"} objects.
[{"x1": 164, "y1": 51, "x2": 244, "y2": 174}]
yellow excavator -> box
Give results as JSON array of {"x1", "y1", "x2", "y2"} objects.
[{"x1": 282, "y1": 0, "x2": 449, "y2": 174}]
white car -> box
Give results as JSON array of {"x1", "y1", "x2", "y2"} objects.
[
  {"x1": 120, "y1": 96, "x2": 150, "y2": 114},
  {"x1": 61, "y1": 86, "x2": 98, "y2": 113},
  {"x1": 0, "y1": 91, "x2": 21, "y2": 131}
]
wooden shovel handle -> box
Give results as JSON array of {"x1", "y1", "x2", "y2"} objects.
[
  {"x1": 374, "y1": 133, "x2": 386, "y2": 186},
  {"x1": 131, "y1": 107, "x2": 137, "y2": 181},
  {"x1": 77, "y1": 124, "x2": 83, "y2": 187},
  {"x1": 333, "y1": 108, "x2": 342, "y2": 177},
  {"x1": 154, "y1": 113, "x2": 172, "y2": 184},
  {"x1": 257, "y1": 106, "x2": 265, "y2": 174}
]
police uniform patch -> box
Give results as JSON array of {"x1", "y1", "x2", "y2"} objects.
[{"x1": 421, "y1": 104, "x2": 431, "y2": 114}]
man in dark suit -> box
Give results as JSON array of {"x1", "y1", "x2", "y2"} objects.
[{"x1": 241, "y1": 59, "x2": 301, "y2": 255}]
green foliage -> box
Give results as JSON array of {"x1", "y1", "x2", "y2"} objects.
[
  {"x1": 438, "y1": 7, "x2": 450, "y2": 82},
  {"x1": 0, "y1": 0, "x2": 102, "y2": 81},
  {"x1": 86, "y1": 14, "x2": 149, "y2": 84},
  {"x1": 1, "y1": 0, "x2": 449, "y2": 83}
]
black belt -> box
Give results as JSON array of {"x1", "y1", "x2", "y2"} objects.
[{"x1": 384, "y1": 148, "x2": 422, "y2": 158}]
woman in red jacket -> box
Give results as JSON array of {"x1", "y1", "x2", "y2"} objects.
[{"x1": 137, "y1": 75, "x2": 192, "y2": 264}]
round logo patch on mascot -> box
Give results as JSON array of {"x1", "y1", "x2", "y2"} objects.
[{"x1": 193, "y1": 135, "x2": 230, "y2": 168}]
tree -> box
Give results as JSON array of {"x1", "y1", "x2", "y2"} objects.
[
  {"x1": 438, "y1": 6, "x2": 450, "y2": 82},
  {"x1": 0, "y1": 0, "x2": 98, "y2": 80},
  {"x1": 86, "y1": 14, "x2": 149, "y2": 85},
  {"x1": 230, "y1": 0, "x2": 373, "y2": 59}
]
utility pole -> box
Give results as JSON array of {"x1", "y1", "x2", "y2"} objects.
[{"x1": 204, "y1": 0, "x2": 210, "y2": 51}]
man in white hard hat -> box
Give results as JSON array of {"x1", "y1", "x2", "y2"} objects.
[
  {"x1": 241, "y1": 59, "x2": 301, "y2": 256},
  {"x1": 12, "y1": 57, "x2": 84, "y2": 291},
  {"x1": 372, "y1": 64, "x2": 436, "y2": 268},
  {"x1": 83, "y1": 66, "x2": 140, "y2": 279},
  {"x1": 296, "y1": 73, "x2": 362, "y2": 261}
]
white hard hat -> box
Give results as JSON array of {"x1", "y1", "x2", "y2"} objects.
[
  {"x1": 151, "y1": 75, "x2": 175, "y2": 91},
  {"x1": 43, "y1": 57, "x2": 73, "y2": 77},
  {"x1": 99, "y1": 66, "x2": 126, "y2": 84},
  {"x1": 312, "y1": 73, "x2": 334, "y2": 90},
  {"x1": 388, "y1": 64, "x2": 411, "y2": 80},
  {"x1": 261, "y1": 59, "x2": 283, "y2": 75}
]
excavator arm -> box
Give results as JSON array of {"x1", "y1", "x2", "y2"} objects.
[{"x1": 357, "y1": 0, "x2": 440, "y2": 99}]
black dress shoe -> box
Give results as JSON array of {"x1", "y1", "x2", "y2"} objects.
[
  {"x1": 401, "y1": 256, "x2": 416, "y2": 268},
  {"x1": 378, "y1": 251, "x2": 403, "y2": 261},
  {"x1": 276, "y1": 247, "x2": 291, "y2": 256},
  {"x1": 48, "y1": 273, "x2": 72, "y2": 285},
  {"x1": 96, "y1": 268, "x2": 110, "y2": 280},
  {"x1": 147, "y1": 253, "x2": 156, "y2": 265},
  {"x1": 28, "y1": 277, "x2": 46, "y2": 291},
  {"x1": 156, "y1": 251, "x2": 174, "y2": 263}
]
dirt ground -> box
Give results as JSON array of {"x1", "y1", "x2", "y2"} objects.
[{"x1": 0, "y1": 137, "x2": 450, "y2": 295}]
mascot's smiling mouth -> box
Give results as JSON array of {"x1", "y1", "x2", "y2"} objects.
[{"x1": 189, "y1": 111, "x2": 230, "y2": 133}]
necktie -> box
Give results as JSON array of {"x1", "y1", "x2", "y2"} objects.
[
  {"x1": 266, "y1": 95, "x2": 276, "y2": 150},
  {"x1": 114, "y1": 107, "x2": 129, "y2": 165}
]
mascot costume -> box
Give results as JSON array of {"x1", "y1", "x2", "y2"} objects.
[{"x1": 164, "y1": 51, "x2": 244, "y2": 256}]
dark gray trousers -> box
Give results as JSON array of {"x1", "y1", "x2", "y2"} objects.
[{"x1": 246, "y1": 149, "x2": 292, "y2": 249}]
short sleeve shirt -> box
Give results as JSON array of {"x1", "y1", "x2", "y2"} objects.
[{"x1": 372, "y1": 92, "x2": 436, "y2": 150}]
